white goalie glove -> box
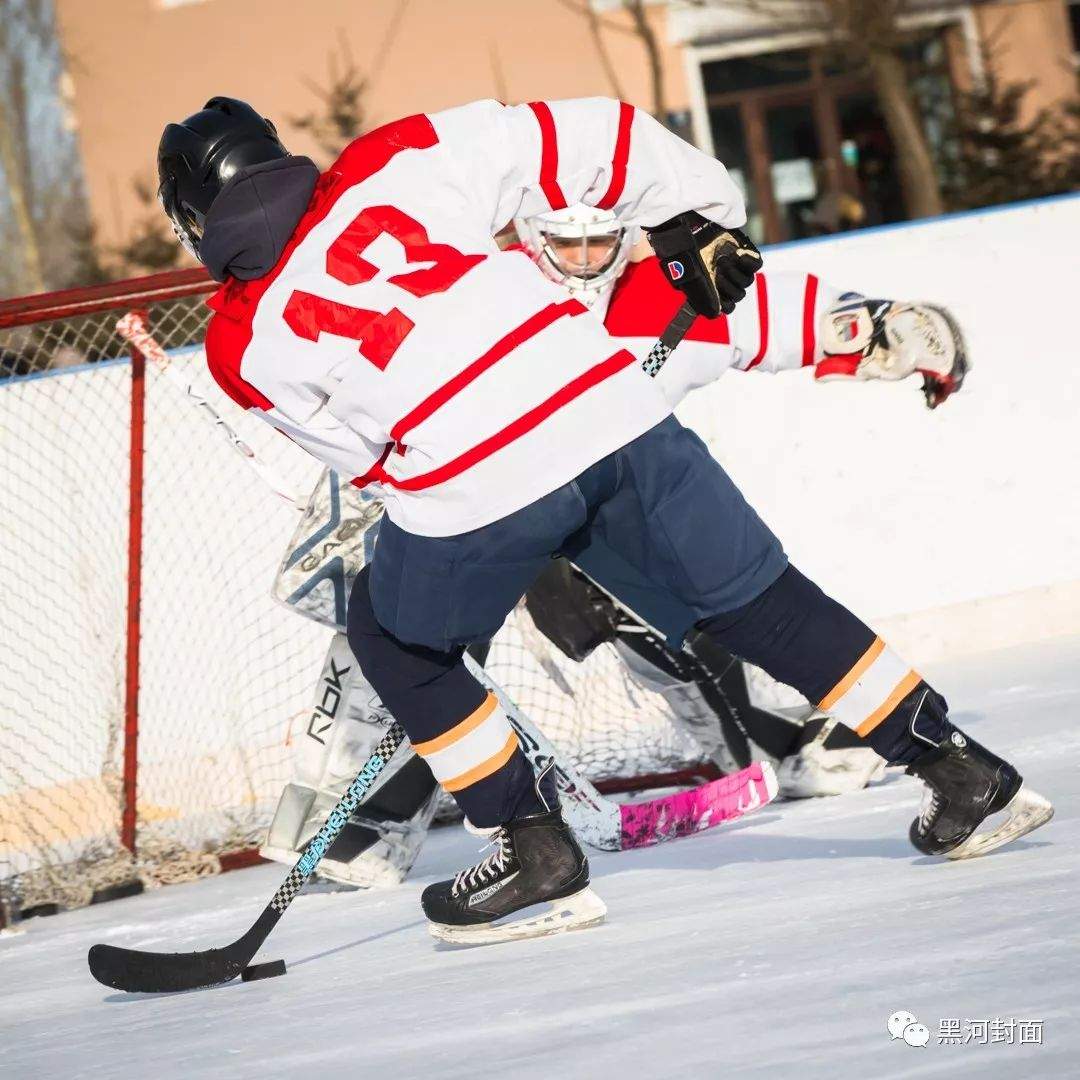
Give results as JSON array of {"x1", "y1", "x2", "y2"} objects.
[{"x1": 815, "y1": 295, "x2": 970, "y2": 408}]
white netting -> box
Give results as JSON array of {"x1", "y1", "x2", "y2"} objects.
[{"x1": 0, "y1": 278, "x2": 702, "y2": 921}]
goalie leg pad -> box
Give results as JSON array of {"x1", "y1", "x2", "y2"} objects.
[
  {"x1": 775, "y1": 717, "x2": 886, "y2": 798},
  {"x1": 262, "y1": 632, "x2": 439, "y2": 888}
]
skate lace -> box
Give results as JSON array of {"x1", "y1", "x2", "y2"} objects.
[
  {"x1": 918, "y1": 785, "x2": 942, "y2": 830},
  {"x1": 451, "y1": 828, "x2": 513, "y2": 896}
]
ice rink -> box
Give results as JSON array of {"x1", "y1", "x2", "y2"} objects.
[{"x1": 2, "y1": 636, "x2": 1076, "y2": 1079}]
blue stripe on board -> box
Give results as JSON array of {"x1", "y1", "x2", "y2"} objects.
[
  {"x1": 4, "y1": 190, "x2": 1077, "y2": 390},
  {"x1": 0, "y1": 341, "x2": 207, "y2": 389},
  {"x1": 761, "y1": 190, "x2": 1080, "y2": 256},
  {"x1": 0, "y1": 355, "x2": 130, "y2": 387}
]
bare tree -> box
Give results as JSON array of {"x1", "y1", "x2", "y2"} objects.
[
  {"x1": 0, "y1": 0, "x2": 51, "y2": 294},
  {"x1": 623, "y1": 0, "x2": 667, "y2": 124},
  {"x1": 697, "y1": 0, "x2": 944, "y2": 218},
  {"x1": 289, "y1": 5, "x2": 411, "y2": 163},
  {"x1": 0, "y1": 0, "x2": 100, "y2": 296},
  {"x1": 557, "y1": 0, "x2": 668, "y2": 122},
  {"x1": 290, "y1": 32, "x2": 370, "y2": 164}
]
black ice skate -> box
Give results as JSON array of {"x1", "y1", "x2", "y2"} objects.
[
  {"x1": 906, "y1": 730, "x2": 1053, "y2": 860},
  {"x1": 421, "y1": 807, "x2": 606, "y2": 946}
]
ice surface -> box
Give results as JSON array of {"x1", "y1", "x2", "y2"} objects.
[{"x1": 2, "y1": 638, "x2": 1077, "y2": 1079}]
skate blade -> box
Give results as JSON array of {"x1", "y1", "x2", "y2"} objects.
[
  {"x1": 427, "y1": 887, "x2": 607, "y2": 947},
  {"x1": 947, "y1": 785, "x2": 1054, "y2": 861}
]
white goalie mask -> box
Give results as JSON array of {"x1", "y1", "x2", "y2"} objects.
[{"x1": 514, "y1": 203, "x2": 637, "y2": 319}]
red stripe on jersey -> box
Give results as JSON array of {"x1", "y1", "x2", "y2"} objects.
[
  {"x1": 596, "y1": 102, "x2": 634, "y2": 210},
  {"x1": 802, "y1": 274, "x2": 819, "y2": 366},
  {"x1": 527, "y1": 101, "x2": 568, "y2": 210},
  {"x1": 204, "y1": 114, "x2": 440, "y2": 412},
  {"x1": 390, "y1": 299, "x2": 587, "y2": 445},
  {"x1": 744, "y1": 274, "x2": 770, "y2": 369},
  {"x1": 352, "y1": 442, "x2": 394, "y2": 488},
  {"x1": 386, "y1": 349, "x2": 638, "y2": 492},
  {"x1": 603, "y1": 257, "x2": 730, "y2": 343}
]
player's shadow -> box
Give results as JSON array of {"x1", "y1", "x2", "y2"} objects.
[
  {"x1": 288, "y1": 919, "x2": 427, "y2": 968},
  {"x1": 590, "y1": 815, "x2": 917, "y2": 874}
]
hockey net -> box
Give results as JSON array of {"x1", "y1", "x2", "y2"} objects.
[{"x1": 0, "y1": 270, "x2": 708, "y2": 925}]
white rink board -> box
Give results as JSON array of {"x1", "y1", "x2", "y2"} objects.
[{"x1": 678, "y1": 193, "x2": 1080, "y2": 656}]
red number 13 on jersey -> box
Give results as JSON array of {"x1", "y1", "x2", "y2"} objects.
[{"x1": 283, "y1": 205, "x2": 485, "y2": 370}]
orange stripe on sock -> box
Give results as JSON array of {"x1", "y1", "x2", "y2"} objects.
[
  {"x1": 442, "y1": 733, "x2": 519, "y2": 792},
  {"x1": 819, "y1": 636, "x2": 885, "y2": 711},
  {"x1": 412, "y1": 693, "x2": 498, "y2": 757},
  {"x1": 856, "y1": 670, "x2": 922, "y2": 737}
]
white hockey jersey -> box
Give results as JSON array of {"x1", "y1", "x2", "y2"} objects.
[{"x1": 205, "y1": 98, "x2": 746, "y2": 536}]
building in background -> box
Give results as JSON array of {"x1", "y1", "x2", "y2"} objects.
[{"x1": 35, "y1": 0, "x2": 1080, "y2": 272}]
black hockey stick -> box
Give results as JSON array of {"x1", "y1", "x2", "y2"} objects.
[
  {"x1": 88, "y1": 304, "x2": 700, "y2": 994},
  {"x1": 642, "y1": 302, "x2": 697, "y2": 377},
  {"x1": 87, "y1": 723, "x2": 407, "y2": 993}
]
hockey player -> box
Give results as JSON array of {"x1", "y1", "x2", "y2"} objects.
[
  {"x1": 158, "y1": 96, "x2": 1052, "y2": 945},
  {"x1": 261, "y1": 204, "x2": 969, "y2": 890}
]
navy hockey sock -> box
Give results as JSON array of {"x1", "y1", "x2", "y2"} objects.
[{"x1": 698, "y1": 565, "x2": 948, "y2": 764}]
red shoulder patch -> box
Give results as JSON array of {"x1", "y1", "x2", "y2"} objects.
[{"x1": 204, "y1": 293, "x2": 274, "y2": 412}]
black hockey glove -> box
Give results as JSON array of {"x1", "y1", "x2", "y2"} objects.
[{"x1": 646, "y1": 212, "x2": 762, "y2": 318}]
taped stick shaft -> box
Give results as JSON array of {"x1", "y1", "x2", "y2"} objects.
[{"x1": 116, "y1": 311, "x2": 305, "y2": 509}]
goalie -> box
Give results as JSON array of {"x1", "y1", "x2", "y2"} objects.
[{"x1": 261, "y1": 202, "x2": 970, "y2": 888}]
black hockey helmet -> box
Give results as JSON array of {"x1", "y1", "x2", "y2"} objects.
[{"x1": 157, "y1": 97, "x2": 288, "y2": 259}]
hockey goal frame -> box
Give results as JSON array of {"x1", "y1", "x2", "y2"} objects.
[
  {"x1": 0, "y1": 269, "x2": 719, "y2": 927},
  {"x1": 0, "y1": 270, "x2": 271, "y2": 928}
]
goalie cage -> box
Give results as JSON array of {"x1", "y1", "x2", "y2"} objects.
[{"x1": 0, "y1": 270, "x2": 717, "y2": 928}]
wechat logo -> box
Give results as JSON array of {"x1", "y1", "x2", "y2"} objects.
[{"x1": 888, "y1": 1011, "x2": 930, "y2": 1048}]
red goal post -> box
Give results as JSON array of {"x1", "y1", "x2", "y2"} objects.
[{"x1": 0, "y1": 269, "x2": 713, "y2": 927}]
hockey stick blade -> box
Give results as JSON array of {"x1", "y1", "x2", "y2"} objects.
[
  {"x1": 619, "y1": 760, "x2": 778, "y2": 849},
  {"x1": 88, "y1": 908, "x2": 277, "y2": 993},
  {"x1": 87, "y1": 725, "x2": 407, "y2": 994},
  {"x1": 485, "y1": 654, "x2": 779, "y2": 852}
]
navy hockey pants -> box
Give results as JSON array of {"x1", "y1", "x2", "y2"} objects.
[{"x1": 348, "y1": 416, "x2": 946, "y2": 826}]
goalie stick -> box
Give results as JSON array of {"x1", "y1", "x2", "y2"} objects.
[{"x1": 469, "y1": 654, "x2": 778, "y2": 850}]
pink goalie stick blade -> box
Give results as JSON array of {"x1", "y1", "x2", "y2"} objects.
[{"x1": 619, "y1": 761, "x2": 779, "y2": 849}]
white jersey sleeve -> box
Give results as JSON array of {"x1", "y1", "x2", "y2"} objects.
[
  {"x1": 727, "y1": 271, "x2": 843, "y2": 376},
  {"x1": 431, "y1": 98, "x2": 747, "y2": 234},
  {"x1": 604, "y1": 262, "x2": 846, "y2": 408}
]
